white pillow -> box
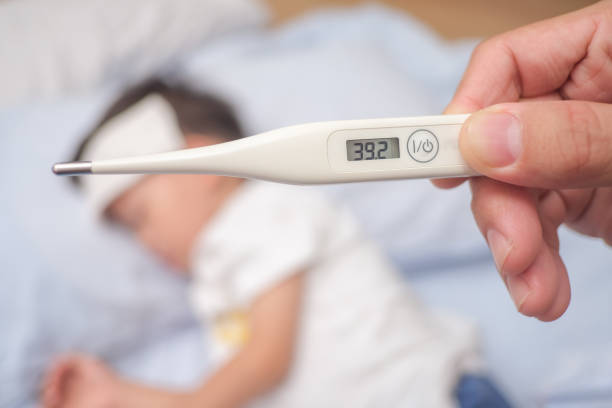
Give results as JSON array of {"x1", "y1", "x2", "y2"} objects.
[{"x1": 0, "y1": 0, "x2": 268, "y2": 107}]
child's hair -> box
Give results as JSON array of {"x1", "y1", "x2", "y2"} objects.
[{"x1": 71, "y1": 79, "x2": 243, "y2": 186}]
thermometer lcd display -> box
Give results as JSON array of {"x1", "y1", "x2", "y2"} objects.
[{"x1": 346, "y1": 138, "x2": 399, "y2": 161}]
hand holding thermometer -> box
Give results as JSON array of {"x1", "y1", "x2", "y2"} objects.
[{"x1": 53, "y1": 114, "x2": 478, "y2": 184}]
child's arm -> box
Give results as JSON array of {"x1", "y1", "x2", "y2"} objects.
[
  {"x1": 191, "y1": 270, "x2": 305, "y2": 406},
  {"x1": 43, "y1": 272, "x2": 305, "y2": 408}
]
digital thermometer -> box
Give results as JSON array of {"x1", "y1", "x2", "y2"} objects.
[{"x1": 53, "y1": 114, "x2": 478, "y2": 184}]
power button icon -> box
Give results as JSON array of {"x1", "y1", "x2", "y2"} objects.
[{"x1": 407, "y1": 129, "x2": 439, "y2": 163}]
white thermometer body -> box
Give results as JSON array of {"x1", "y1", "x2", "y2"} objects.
[{"x1": 53, "y1": 114, "x2": 478, "y2": 184}]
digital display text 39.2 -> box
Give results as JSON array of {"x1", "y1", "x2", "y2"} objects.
[{"x1": 346, "y1": 138, "x2": 399, "y2": 161}]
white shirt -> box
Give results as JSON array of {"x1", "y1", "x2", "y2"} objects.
[{"x1": 189, "y1": 181, "x2": 479, "y2": 408}]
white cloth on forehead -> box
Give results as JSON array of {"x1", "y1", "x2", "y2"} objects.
[{"x1": 80, "y1": 94, "x2": 185, "y2": 217}]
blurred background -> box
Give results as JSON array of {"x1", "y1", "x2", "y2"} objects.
[
  {"x1": 1, "y1": 1, "x2": 610, "y2": 407},
  {"x1": 269, "y1": 0, "x2": 598, "y2": 37}
]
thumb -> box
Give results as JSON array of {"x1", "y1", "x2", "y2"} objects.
[{"x1": 460, "y1": 101, "x2": 612, "y2": 189}]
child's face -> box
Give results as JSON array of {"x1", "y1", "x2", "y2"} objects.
[
  {"x1": 107, "y1": 174, "x2": 214, "y2": 272},
  {"x1": 105, "y1": 134, "x2": 238, "y2": 273}
]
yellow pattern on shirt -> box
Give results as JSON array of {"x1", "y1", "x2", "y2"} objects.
[{"x1": 213, "y1": 309, "x2": 250, "y2": 347}]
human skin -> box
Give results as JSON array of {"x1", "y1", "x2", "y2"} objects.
[
  {"x1": 434, "y1": 0, "x2": 612, "y2": 321},
  {"x1": 104, "y1": 134, "x2": 243, "y2": 272}
]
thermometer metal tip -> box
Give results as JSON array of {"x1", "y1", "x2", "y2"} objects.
[{"x1": 52, "y1": 161, "x2": 93, "y2": 175}]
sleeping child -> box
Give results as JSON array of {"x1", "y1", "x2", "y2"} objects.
[{"x1": 41, "y1": 80, "x2": 503, "y2": 408}]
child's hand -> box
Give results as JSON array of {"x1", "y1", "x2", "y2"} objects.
[{"x1": 42, "y1": 354, "x2": 121, "y2": 408}]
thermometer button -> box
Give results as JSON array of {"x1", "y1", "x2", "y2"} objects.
[{"x1": 407, "y1": 129, "x2": 439, "y2": 163}]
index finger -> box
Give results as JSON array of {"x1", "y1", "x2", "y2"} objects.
[{"x1": 447, "y1": 1, "x2": 607, "y2": 113}]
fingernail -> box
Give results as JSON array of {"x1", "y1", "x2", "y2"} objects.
[
  {"x1": 487, "y1": 229, "x2": 531, "y2": 312},
  {"x1": 465, "y1": 110, "x2": 522, "y2": 167},
  {"x1": 486, "y1": 229, "x2": 513, "y2": 273},
  {"x1": 505, "y1": 275, "x2": 531, "y2": 313}
]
